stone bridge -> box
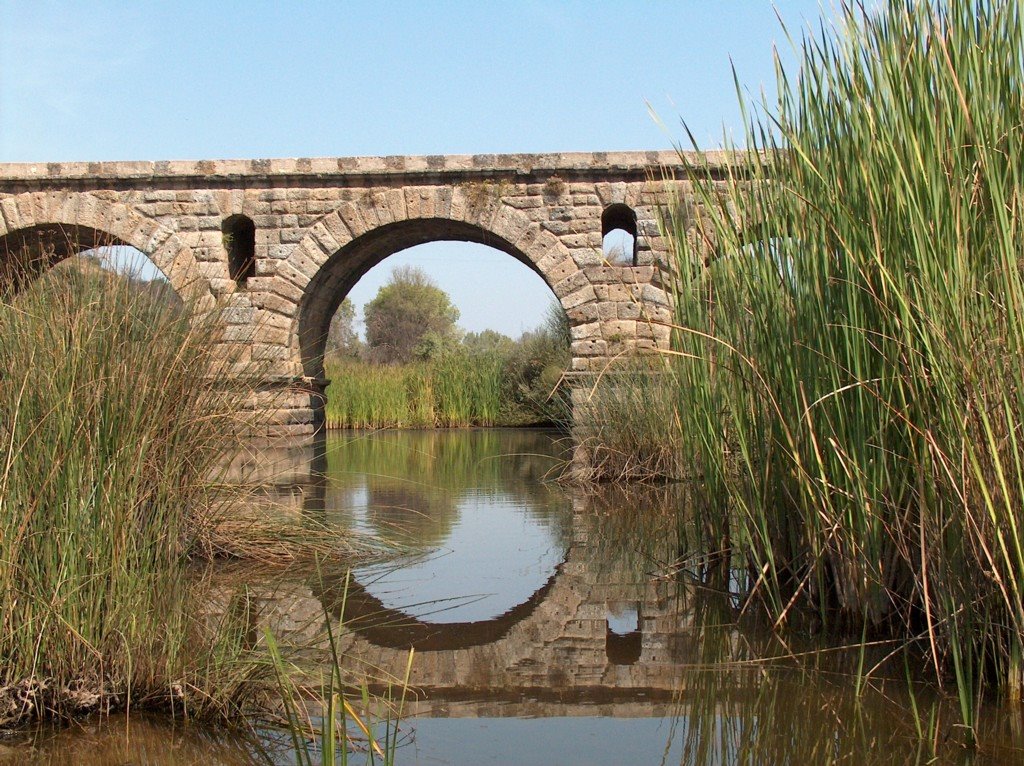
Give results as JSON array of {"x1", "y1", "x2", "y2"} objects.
[{"x1": 0, "y1": 151, "x2": 698, "y2": 434}]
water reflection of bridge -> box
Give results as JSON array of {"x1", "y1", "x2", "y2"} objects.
[{"x1": 226, "y1": 432, "x2": 705, "y2": 718}]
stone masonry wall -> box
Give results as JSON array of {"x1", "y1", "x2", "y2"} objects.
[{"x1": 0, "y1": 151, "x2": 730, "y2": 434}]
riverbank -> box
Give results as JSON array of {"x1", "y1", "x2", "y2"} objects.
[{"x1": 324, "y1": 352, "x2": 567, "y2": 430}]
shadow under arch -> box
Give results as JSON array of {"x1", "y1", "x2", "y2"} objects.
[
  {"x1": 297, "y1": 217, "x2": 561, "y2": 380},
  {"x1": 310, "y1": 556, "x2": 568, "y2": 652}
]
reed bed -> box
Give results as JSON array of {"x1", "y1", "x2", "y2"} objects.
[
  {"x1": 662, "y1": 0, "x2": 1024, "y2": 726},
  {"x1": 0, "y1": 254, "x2": 390, "y2": 730},
  {"x1": 0, "y1": 259, "x2": 271, "y2": 723},
  {"x1": 324, "y1": 302, "x2": 570, "y2": 430},
  {"x1": 325, "y1": 354, "x2": 531, "y2": 429}
]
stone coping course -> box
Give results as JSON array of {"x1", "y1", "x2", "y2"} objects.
[{"x1": 0, "y1": 150, "x2": 734, "y2": 185}]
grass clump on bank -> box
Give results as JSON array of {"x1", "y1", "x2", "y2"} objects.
[
  {"x1": 571, "y1": 362, "x2": 684, "y2": 483},
  {"x1": 0, "y1": 256, "x2": 266, "y2": 725},
  {"x1": 663, "y1": 0, "x2": 1024, "y2": 724},
  {"x1": 324, "y1": 354, "x2": 512, "y2": 429}
]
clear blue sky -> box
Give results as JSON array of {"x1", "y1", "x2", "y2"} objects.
[{"x1": 0, "y1": 1, "x2": 830, "y2": 337}]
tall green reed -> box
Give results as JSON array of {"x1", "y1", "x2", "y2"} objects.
[
  {"x1": 265, "y1": 569, "x2": 412, "y2": 766},
  {"x1": 0, "y1": 249, "x2": 262, "y2": 723},
  {"x1": 325, "y1": 352, "x2": 521, "y2": 430},
  {"x1": 664, "y1": 0, "x2": 1024, "y2": 718}
]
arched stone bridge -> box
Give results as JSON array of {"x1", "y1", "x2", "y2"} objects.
[{"x1": 0, "y1": 151, "x2": 698, "y2": 434}]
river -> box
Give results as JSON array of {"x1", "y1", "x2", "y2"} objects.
[{"x1": 5, "y1": 430, "x2": 1024, "y2": 764}]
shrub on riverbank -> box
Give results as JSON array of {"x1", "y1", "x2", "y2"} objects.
[{"x1": 664, "y1": 0, "x2": 1024, "y2": 723}]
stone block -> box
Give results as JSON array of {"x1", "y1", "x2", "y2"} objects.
[
  {"x1": 221, "y1": 305, "x2": 257, "y2": 325},
  {"x1": 292, "y1": 242, "x2": 326, "y2": 280},
  {"x1": 268, "y1": 274, "x2": 306, "y2": 303},
  {"x1": 562, "y1": 233, "x2": 602, "y2": 249},
  {"x1": 617, "y1": 302, "x2": 642, "y2": 320},
  {"x1": 566, "y1": 303, "x2": 601, "y2": 324},
  {"x1": 562, "y1": 284, "x2": 597, "y2": 310},
  {"x1": 536, "y1": 218, "x2": 577, "y2": 236},
  {"x1": 593, "y1": 284, "x2": 633, "y2": 302},
  {"x1": 640, "y1": 284, "x2": 670, "y2": 306},
  {"x1": 252, "y1": 343, "x2": 290, "y2": 361},
  {"x1": 506, "y1": 196, "x2": 542, "y2": 210},
  {"x1": 255, "y1": 325, "x2": 290, "y2": 347},
  {"x1": 568, "y1": 248, "x2": 604, "y2": 268},
  {"x1": 552, "y1": 269, "x2": 590, "y2": 299},
  {"x1": 572, "y1": 338, "x2": 608, "y2": 356},
  {"x1": 544, "y1": 256, "x2": 577, "y2": 287},
  {"x1": 601, "y1": 320, "x2": 637, "y2": 339},
  {"x1": 308, "y1": 219, "x2": 341, "y2": 257},
  {"x1": 251, "y1": 292, "x2": 298, "y2": 317},
  {"x1": 492, "y1": 203, "x2": 530, "y2": 245},
  {"x1": 570, "y1": 321, "x2": 601, "y2": 340}
]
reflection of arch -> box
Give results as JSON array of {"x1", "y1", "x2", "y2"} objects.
[
  {"x1": 0, "y1": 192, "x2": 209, "y2": 305},
  {"x1": 311, "y1": 558, "x2": 567, "y2": 651},
  {"x1": 268, "y1": 190, "x2": 582, "y2": 379},
  {"x1": 296, "y1": 429, "x2": 576, "y2": 653}
]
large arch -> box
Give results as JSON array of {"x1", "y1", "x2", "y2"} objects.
[
  {"x1": 0, "y1": 191, "x2": 211, "y2": 307},
  {"x1": 267, "y1": 187, "x2": 586, "y2": 379}
]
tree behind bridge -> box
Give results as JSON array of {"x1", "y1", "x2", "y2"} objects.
[{"x1": 363, "y1": 265, "x2": 460, "y2": 364}]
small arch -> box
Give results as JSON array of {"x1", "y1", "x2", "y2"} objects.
[
  {"x1": 223, "y1": 214, "x2": 256, "y2": 285},
  {"x1": 0, "y1": 224, "x2": 179, "y2": 308},
  {"x1": 601, "y1": 203, "x2": 638, "y2": 266},
  {"x1": 0, "y1": 192, "x2": 209, "y2": 307}
]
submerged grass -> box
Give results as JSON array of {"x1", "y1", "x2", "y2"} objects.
[{"x1": 661, "y1": 0, "x2": 1024, "y2": 728}]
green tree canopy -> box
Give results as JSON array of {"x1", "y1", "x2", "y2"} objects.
[
  {"x1": 363, "y1": 266, "x2": 460, "y2": 364},
  {"x1": 326, "y1": 297, "x2": 360, "y2": 358},
  {"x1": 462, "y1": 329, "x2": 515, "y2": 357}
]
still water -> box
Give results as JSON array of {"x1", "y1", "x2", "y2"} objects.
[{"x1": 7, "y1": 430, "x2": 1024, "y2": 764}]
